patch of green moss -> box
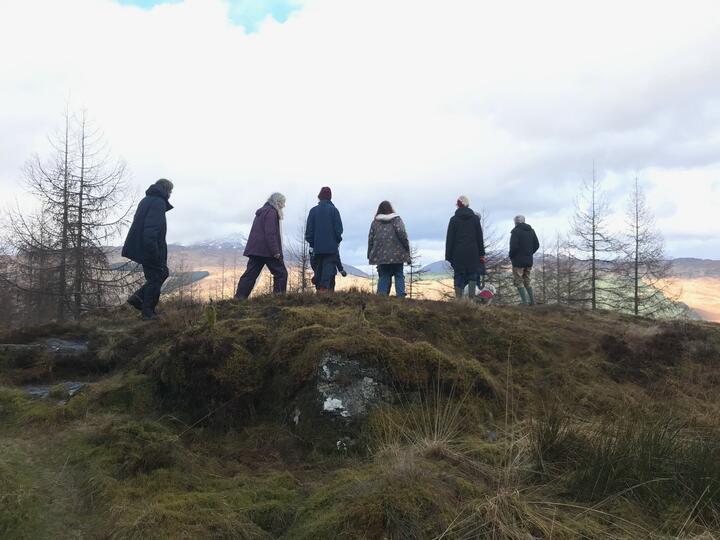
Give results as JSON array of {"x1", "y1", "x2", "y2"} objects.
[
  {"x1": 93, "y1": 372, "x2": 159, "y2": 415},
  {"x1": 87, "y1": 419, "x2": 179, "y2": 478}
]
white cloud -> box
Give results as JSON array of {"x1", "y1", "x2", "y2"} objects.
[{"x1": 1, "y1": 0, "x2": 719, "y2": 263}]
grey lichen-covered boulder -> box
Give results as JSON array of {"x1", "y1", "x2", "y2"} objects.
[
  {"x1": 290, "y1": 352, "x2": 395, "y2": 451},
  {"x1": 0, "y1": 338, "x2": 91, "y2": 383}
]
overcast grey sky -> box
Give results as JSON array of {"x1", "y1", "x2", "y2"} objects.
[{"x1": 1, "y1": 0, "x2": 719, "y2": 265}]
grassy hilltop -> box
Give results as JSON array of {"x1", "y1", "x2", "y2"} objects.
[{"x1": 2, "y1": 292, "x2": 720, "y2": 539}]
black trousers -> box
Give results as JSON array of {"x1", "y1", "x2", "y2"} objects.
[
  {"x1": 236, "y1": 256, "x2": 288, "y2": 298},
  {"x1": 132, "y1": 262, "x2": 169, "y2": 316}
]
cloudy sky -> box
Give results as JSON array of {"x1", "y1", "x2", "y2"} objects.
[{"x1": 1, "y1": 0, "x2": 719, "y2": 265}]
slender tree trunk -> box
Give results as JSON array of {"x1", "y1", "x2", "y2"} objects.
[
  {"x1": 633, "y1": 178, "x2": 640, "y2": 315},
  {"x1": 73, "y1": 114, "x2": 86, "y2": 318},
  {"x1": 58, "y1": 110, "x2": 71, "y2": 320}
]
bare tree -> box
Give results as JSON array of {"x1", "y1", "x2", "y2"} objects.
[
  {"x1": 285, "y1": 211, "x2": 311, "y2": 293},
  {"x1": 5, "y1": 108, "x2": 134, "y2": 321},
  {"x1": 568, "y1": 165, "x2": 622, "y2": 310},
  {"x1": 619, "y1": 177, "x2": 674, "y2": 316},
  {"x1": 406, "y1": 243, "x2": 428, "y2": 299}
]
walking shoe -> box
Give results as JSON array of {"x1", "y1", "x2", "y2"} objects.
[
  {"x1": 141, "y1": 312, "x2": 160, "y2": 321},
  {"x1": 127, "y1": 294, "x2": 143, "y2": 311}
]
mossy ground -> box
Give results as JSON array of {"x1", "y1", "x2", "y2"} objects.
[{"x1": 2, "y1": 291, "x2": 720, "y2": 538}]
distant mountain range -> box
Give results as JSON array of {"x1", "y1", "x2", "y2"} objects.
[
  {"x1": 419, "y1": 257, "x2": 720, "y2": 279},
  {"x1": 669, "y1": 258, "x2": 720, "y2": 279}
]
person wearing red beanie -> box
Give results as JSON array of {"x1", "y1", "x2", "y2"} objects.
[
  {"x1": 318, "y1": 186, "x2": 332, "y2": 200},
  {"x1": 305, "y1": 187, "x2": 343, "y2": 291}
]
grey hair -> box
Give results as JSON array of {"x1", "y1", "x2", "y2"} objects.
[
  {"x1": 514, "y1": 215, "x2": 526, "y2": 224},
  {"x1": 457, "y1": 195, "x2": 470, "y2": 207},
  {"x1": 155, "y1": 178, "x2": 174, "y2": 197},
  {"x1": 267, "y1": 192, "x2": 286, "y2": 219}
]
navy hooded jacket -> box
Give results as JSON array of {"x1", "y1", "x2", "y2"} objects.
[
  {"x1": 121, "y1": 184, "x2": 173, "y2": 265},
  {"x1": 305, "y1": 200, "x2": 343, "y2": 255},
  {"x1": 509, "y1": 223, "x2": 540, "y2": 268}
]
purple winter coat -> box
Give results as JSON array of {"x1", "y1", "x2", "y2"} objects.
[{"x1": 243, "y1": 203, "x2": 282, "y2": 258}]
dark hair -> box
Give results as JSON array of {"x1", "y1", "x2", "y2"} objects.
[{"x1": 376, "y1": 201, "x2": 394, "y2": 215}]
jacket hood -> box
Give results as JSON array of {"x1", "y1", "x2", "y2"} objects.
[
  {"x1": 513, "y1": 223, "x2": 532, "y2": 232},
  {"x1": 318, "y1": 200, "x2": 335, "y2": 207},
  {"x1": 454, "y1": 206, "x2": 475, "y2": 220},
  {"x1": 375, "y1": 213, "x2": 400, "y2": 221},
  {"x1": 146, "y1": 185, "x2": 173, "y2": 211}
]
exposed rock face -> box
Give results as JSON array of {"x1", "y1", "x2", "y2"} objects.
[
  {"x1": 317, "y1": 352, "x2": 394, "y2": 420},
  {"x1": 291, "y1": 351, "x2": 395, "y2": 450}
]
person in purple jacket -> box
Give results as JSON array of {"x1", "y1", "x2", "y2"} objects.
[{"x1": 235, "y1": 193, "x2": 288, "y2": 298}]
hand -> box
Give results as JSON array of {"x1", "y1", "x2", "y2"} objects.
[
  {"x1": 274, "y1": 253, "x2": 282, "y2": 260},
  {"x1": 479, "y1": 256, "x2": 486, "y2": 264}
]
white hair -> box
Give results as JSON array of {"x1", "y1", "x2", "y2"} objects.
[
  {"x1": 514, "y1": 215, "x2": 526, "y2": 224},
  {"x1": 457, "y1": 195, "x2": 470, "y2": 207},
  {"x1": 267, "y1": 192, "x2": 286, "y2": 219}
]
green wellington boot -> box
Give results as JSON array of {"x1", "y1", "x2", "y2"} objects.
[
  {"x1": 517, "y1": 287, "x2": 529, "y2": 305},
  {"x1": 526, "y1": 287, "x2": 536, "y2": 305}
]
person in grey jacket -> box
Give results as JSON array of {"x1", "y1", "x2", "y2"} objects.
[{"x1": 367, "y1": 201, "x2": 411, "y2": 297}]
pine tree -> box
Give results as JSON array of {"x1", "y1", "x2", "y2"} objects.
[
  {"x1": 619, "y1": 177, "x2": 674, "y2": 316},
  {"x1": 6, "y1": 109, "x2": 133, "y2": 321},
  {"x1": 568, "y1": 165, "x2": 622, "y2": 309}
]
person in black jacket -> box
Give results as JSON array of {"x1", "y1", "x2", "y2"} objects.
[
  {"x1": 509, "y1": 215, "x2": 540, "y2": 305},
  {"x1": 122, "y1": 179, "x2": 174, "y2": 320},
  {"x1": 445, "y1": 195, "x2": 485, "y2": 298}
]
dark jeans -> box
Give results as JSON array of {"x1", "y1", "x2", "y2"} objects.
[
  {"x1": 133, "y1": 262, "x2": 169, "y2": 316},
  {"x1": 454, "y1": 271, "x2": 479, "y2": 290},
  {"x1": 311, "y1": 254, "x2": 338, "y2": 290},
  {"x1": 236, "y1": 256, "x2": 288, "y2": 298},
  {"x1": 377, "y1": 263, "x2": 406, "y2": 297}
]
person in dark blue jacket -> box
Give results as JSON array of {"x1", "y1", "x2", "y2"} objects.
[
  {"x1": 122, "y1": 179, "x2": 174, "y2": 319},
  {"x1": 509, "y1": 215, "x2": 540, "y2": 305},
  {"x1": 305, "y1": 187, "x2": 343, "y2": 292}
]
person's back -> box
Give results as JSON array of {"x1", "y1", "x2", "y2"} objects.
[
  {"x1": 305, "y1": 187, "x2": 343, "y2": 291},
  {"x1": 122, "y1": 183, "x2": 172, "y2": 265},
  {"x1": 445, "y1": 196, "x2": 485, "y2": 298},
  {"x1": 306, "y1": 200, "x2": 343, "y2": 255},
  {"x1": 367, "y1": 202, "x2": 410, "y2": 297},
  {"x1": 509, "y1": 215, "x2": 539, "y2": 305}
]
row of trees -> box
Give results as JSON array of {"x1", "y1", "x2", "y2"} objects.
[{"x1": 472, "y1": 168, "x2": 675, "y2": 317}]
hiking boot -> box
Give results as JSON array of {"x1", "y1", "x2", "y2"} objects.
[
  {"x1": 141, "y1": 312, "x2": 160, "y2": 321},
  {"x1": 127, "y1": 294, "x2": 143, "y2": 311}
]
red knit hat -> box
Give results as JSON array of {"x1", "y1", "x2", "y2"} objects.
[{"x1": 318, "y1": 186, "x2": 332, "y2": 200}]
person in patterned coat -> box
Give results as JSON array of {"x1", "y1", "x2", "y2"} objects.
[{"x1": 367, "y1": 201, "x2": 411, "y2": 297}]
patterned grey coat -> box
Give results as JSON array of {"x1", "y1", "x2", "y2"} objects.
[{"x1": 367, "y1": 214, "x2": 411, "y2": 265}]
